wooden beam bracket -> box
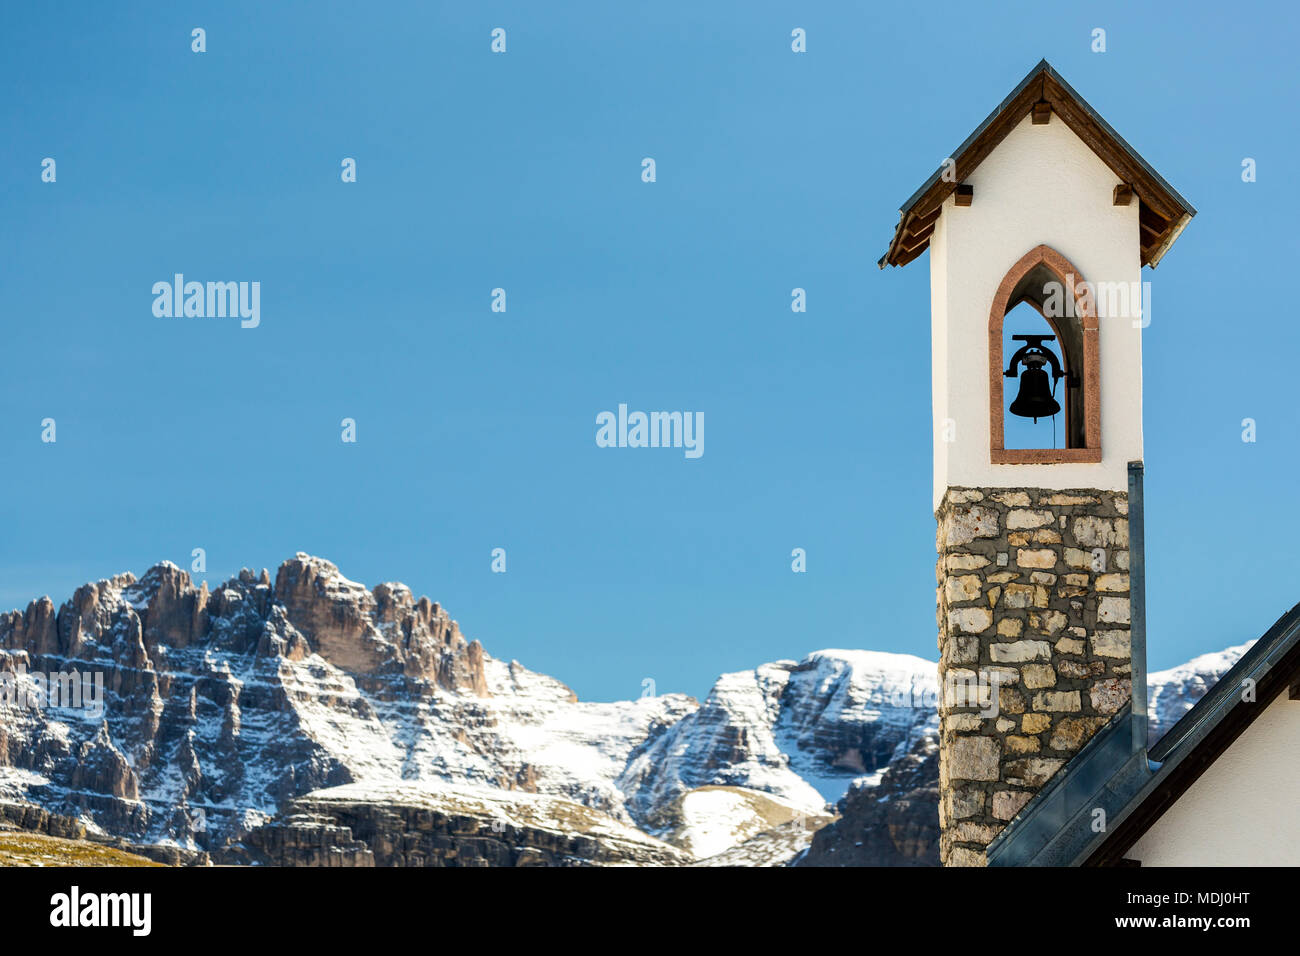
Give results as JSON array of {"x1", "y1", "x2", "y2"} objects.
[
  {"x1": 1113, "y1": 184, "x2": 1133, "y2": 206},
  {"x1": 954, "y1": 183, "x2": 974, "y2": 207},
  {"x1": 1032, "y1": 100, "x2": 1052, "y2": 124}
]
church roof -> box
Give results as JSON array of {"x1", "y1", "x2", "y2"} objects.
[
  {"x1": 879, "y1": 60, "x2": 1196, "y2": 270},
  {"x1": 987, "y1": 596, "x2": 1300, "y2": 866}
]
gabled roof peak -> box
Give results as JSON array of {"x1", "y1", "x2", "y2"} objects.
[{"x1": 880, "y1": 60, "x2": 1195, "y2": 270}]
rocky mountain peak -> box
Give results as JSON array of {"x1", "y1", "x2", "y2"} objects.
[
  {"x1": 0, "y1": 556, "x2": 1244, "y2": 866},
  {"x1": 269, "y1": 553, "x2": 485, "y2": 693},
  {"x1": 0, "y1": 553, "x2": 489, "y2": 700}
]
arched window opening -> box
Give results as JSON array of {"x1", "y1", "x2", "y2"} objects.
[{"x1": 989, "y1": 245, "x2": 1100, "y2": 464}]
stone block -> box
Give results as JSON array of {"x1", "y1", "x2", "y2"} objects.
[
  {"x1": 1006, "y1": 735, "x2": 1040, "y2": 754},
  {"x1": 1032, "y1": 690, "x2": 1081, "y2": 712},
  {"x1": 1016, "y1": 548, "x2": 1057, "y2": 569},
  {"x1": 1073, "y1": 516, "x2": 1120, "y2": 547},
  {"x1": 954, "y1": 821, "x2": 1004, "y2": 844},
  {"x1": 1005, "y1": 757, "x2": 1065, "y2": 788},
  {"x1": 1029, "y1": 610, "x2": 1067, "y2": 635},
  {"x1": 1021, "y1": 713, "x2": 1051, "y2": 734},
  {"x1": 950, "y1": 787, "x2": 984, "y2": 819},
  {"x1": 1008, "y1": 509, "x2": 1054, "y2": 530},
  {"x1": 947, "y1": 735, "x2": 1000, "y2": 781},
  {"x1": 1064, "y1": 548, "x2": 1092, "y2": 569},
  {"x1": 1049, "y1": 716, "x2": 1110, "y2": 751},
  {"x1": 998, "y1": 687, "x2": 1026, "y2": 715},
  {"x1": 1091, "y1": 630, "x2": 1131, "y2": 658},
  {"x1": 996, "y1": 617, "x2": 1023, "y2": 638},
  {"x1": 990, "y1": 640, "x2": 1051, "y2": 663},
  {"x1": 984, "y1": 665, "x2": 1020, "y2": 686},
  {"x1": 1098, "y1": 597, "x2": 1130, "y2": 624},
  {"x1": 991, "y1": 492, "x2": 1030, "y2": 506},
  {"x1": 1003, "y1": 583, "x2": 1036, "y2": 608},
  {"x1": 945, "y1": 574, "x2": 983, "y2": 603},
  {"x1": 946, "y1": 846, "x2": 987, "y2": 867},
  {"x1": 1037, "y1": 493, "x2": 1099, "y2": 507},
  {"x1": 950, "y1": 606, "x2": 993, "y2": 634},
  {"x1": 992, "y1": 790, "x2": 1033, "y2": 820},
  {"x1": 1090, "y1": 678, "x2": 1131, "y2": 714},
  {"x1": 1021, "y1": 664, "x2": 1056, "y2": 689},
  {"x1": 1056, "y1": 659, "x2": 1091, "y2": 679},
  {"x1": 950, "y1": 635, "x2": 980, "y2": 665},
  {"x1": 945, "y1": 506, "x2": 1001, "y2": 546}
]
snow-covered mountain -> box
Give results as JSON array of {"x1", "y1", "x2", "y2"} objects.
[
  {"x1": 619, "y1": 650, "x2": 937, "y2": 829},
  {"x1": 1147, "y1": 643, "x2": 1253, "y2": 742},
  {"x1": 793, "y1": 643, "x2": 1264, "y2": 867},
  {"x1": 0, "y1": 554, "x2": 1249, "y2": 865},
  {"x1": 0, "y1": 555, "x2": 934, "y2": 864}
]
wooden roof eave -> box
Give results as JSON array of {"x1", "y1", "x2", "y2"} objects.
[
  {"x1": 878, "y1": 60, "x2": 1196, "y2": 270},
  {"x1": 1145, "y1": 212, "x2": 1191, "y2": 269}
]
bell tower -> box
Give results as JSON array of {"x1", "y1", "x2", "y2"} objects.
[{"x1": 880, "y1": 61, "x2": 1194, "y2": 866}]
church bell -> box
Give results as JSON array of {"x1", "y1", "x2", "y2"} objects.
[{"x1": 1005, "y1": 334, "x2": 1065, "y2": 424}]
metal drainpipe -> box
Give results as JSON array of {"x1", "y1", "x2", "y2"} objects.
[{"x1": 1127, "y1": 460, "x2": 1148, "y2": 755}]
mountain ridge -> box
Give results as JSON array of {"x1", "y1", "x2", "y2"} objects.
[{"x1": 0, "y1": 553, "x2": 1236, "y2": 865}]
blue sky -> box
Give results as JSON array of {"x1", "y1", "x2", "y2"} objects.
[{"x1": 2, "y1": 1, "x2": 1297, "y2": 701}]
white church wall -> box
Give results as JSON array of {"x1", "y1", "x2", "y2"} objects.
[
  {"x1": 1130, "y1": 693, "x2": 1300, "y2": 865},
  {"x1": 930, "y1": 115, "x2": 1144, "y2": 510}
]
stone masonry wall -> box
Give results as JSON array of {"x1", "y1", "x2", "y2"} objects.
[{"x1": 936, "y1": 487, "x2": 1132, "y2": 867}]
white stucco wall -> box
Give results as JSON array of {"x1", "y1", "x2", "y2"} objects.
[
  {"x1": 930, "y1": 115, "x2": 1144, "y2": 510},
  {"x1": 1129, "y1": 692, "x2": 1300, "y2": 866}
]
